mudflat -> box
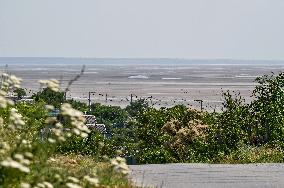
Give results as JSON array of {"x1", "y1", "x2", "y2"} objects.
[{"x1": 4, "y1": 61, "x2": 284, "y2": 111}]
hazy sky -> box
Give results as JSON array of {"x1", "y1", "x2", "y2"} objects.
[{"x1": 1, "y1": 0, "x2": 284, "y2": 60}]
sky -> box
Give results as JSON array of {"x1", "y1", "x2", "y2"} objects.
[{"x1": 0, "y1": 0, "x2": 284, "y2": 60}]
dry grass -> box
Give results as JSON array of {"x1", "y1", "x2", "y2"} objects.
[{"x1": 47, "y1": 154, "x2": 138, "y2": 188}]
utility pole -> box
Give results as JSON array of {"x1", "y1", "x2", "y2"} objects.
[
  {"x1": 0, "y1": 64, "x2": 8, "y2": 89},
  {"x1": 88, "y1": 91, "x2": 96, "y2": 111},
  {"x1": 194, "y1": 99, "x2": 203, "y2": 111},
  {"x1": 130, "y1": 94, "x2": 133, "y2": 103}
]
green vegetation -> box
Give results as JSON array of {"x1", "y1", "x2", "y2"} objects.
[
  {"x1": 2, "y1": 70, "x2": 284, "y2": 186},
  {"x1": 32, "y1": 87, "x2": 65, "y2": 108},
  {"x1": 0, "y1": 76, "x2": 132, "y2": 187},
  {"x1": 52, "y1": 71, "x2": 284, "y2": 164},
  {"x1": 13, "y1": 88, "x2": 26, "y2": 100}
]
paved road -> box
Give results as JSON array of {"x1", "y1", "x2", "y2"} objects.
[{"x1": 129, "y1": 163, "x2": 284, "y2": 188}]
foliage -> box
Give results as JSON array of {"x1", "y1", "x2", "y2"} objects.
[
  {"x1": 32, "y1": 87, "x2": 65, "y2": 108},
  {"x1": 57, "y1": 131, "x2": 113, "y2": 159},
  {"x1": 206, "y1": 91, "x2": 251, "y2": 156},
  {"x1": 67, "y1": 99, "x2": 88, "y2": 113},
  {"x1": 125, "y1": 99, "x2": 149, "y2": 118},
  {"x1": 3, "y1": 68, "x2": 284, "y2": 185},
  {"x1": 214, "y1": 143, "x2": 284, "y2": 163},
  {"x1": 0, "y1": 75, "x2": 132, "y2": 187},
  {"x1": 250, "y1": 72, "x2": 284, "y2": 145},
  {"x1": 204, "y1": 71, "x2": 284, "y2": 160},
  {"x1": 121, "y1": 71, "x2": 284, "y2": 163},
  {"x1": 90, "y1": 103, "x2": 128, "y2": 127},
  {"x1": 13, "y1": 88, "x2": 26, "y2": 99},
  {"x1": 132, "y1": 105, "x2": 208, "y2": 163}
]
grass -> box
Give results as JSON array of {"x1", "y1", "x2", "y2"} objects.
[
  {"x1": 44, "y1": 154, "x2": 136, "y2": 188},
  {"x1": 214, "y1": 145, "x2": 284, "y2": 164}
]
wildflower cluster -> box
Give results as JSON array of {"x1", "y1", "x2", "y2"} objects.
[
  {"x1": 66, "y1": 176, "x2": 81, "y2": 188},
  {"x1": 0, "y1": 73, "x2": 22, "y2": 108},
  {"x1": 47, "y1": 121, "x2": 68, "y2": 143},
  {"x1": 8, "y1": 108, "x2": 25, "y2": 129},
  {"x1": 44, "y1": 102, "x2": 91, "y2": 144},
  {"x1": 0, "y1": 90, "x2": 14, "y2": 108},
  {"x1": 60, "y1": 103, "x2": 90, "y2": 138},
  {"x1": 38, "y1": 79, "x2": 60, "y2": 92},
  {"x1": 1, "y1": 153, "x2": 31, "y2": 173},
  {"x1": 0, "y1": 75, "x2": 131, "y2": 187},
  {"x1": 83, "y1": 175, "x2": 99, "y2": 187},
  {"x1": 0, "y1": 141, "x2": 10, "y2": 154},
  {"x1": 1, "y1": 73, "x2": 22, "y2": 90},
  {"x1": 110, "y1": 156, "x2": 130, "y2": 175},
  {"x1": 34, "y1": 181, "x2": 54, "y2": 188}
]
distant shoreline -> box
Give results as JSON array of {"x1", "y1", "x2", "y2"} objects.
[{"x1": 1, "y1": 57, "x2": 284, "y2": 65}]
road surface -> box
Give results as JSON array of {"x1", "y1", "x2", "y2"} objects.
[{"x1": 129, "y1": 163, "x2": 284, "y2": 188}]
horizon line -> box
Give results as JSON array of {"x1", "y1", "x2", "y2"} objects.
[{"x1": 1, "y1": 56, "x2": 284, "y2": 62}]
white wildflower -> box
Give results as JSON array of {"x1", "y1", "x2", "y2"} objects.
[
  {"x1": 61, "y1": 103, "x2": 83, "y2": 117},
  {"x1": 45, "y1": 117, "x2": 57, "y2": 124},
  {"x1": 43, "y1": 181, "x2": 54, "y2": 188},
  {"x1": 0, "y1": 141, "x2": 10, "y2": 154},
  {"x1": 58, "y1": 136, "x2": 66, "y2": 142},
  {"x1": 36, "y1": 183, "x2": 45, "y2": 188},
  {"x1": 45, "y1": 105, "x2": 54, "y2": 110},
  {"x1": 54, "y1": 174, "x2": 62, "y2": 181},
  {"x1": 66, "y1": 183, "x2": 82, "y2": 188},
  {"x1": 9, "y1": 75, "x2": 22, "y2": 87},
  {"x1": 9, "y1": 108, "x2": 25, "y2": 129},
  {"x1": 48, "y1": 157, "x2": 56, "y2": 162},
  {"x1": 14, "y1": 153, "x2": 31, "y2": 165},
  {"x1": 110, "y1": 156, "x2": 130, "y2": 175},
  {"x1": 98, "y1": 142, "x2": 104, "y2": 147},
  {"x1": 0, "y1": 96, "x2": 7, "y2": 108},
  {"x1": 80, "y1": 132, "x2": 88, "y2": 138},
  {"x1": 22, "y1": 139, "x2": 28, "y2": 144},
  {"x1": 1, "y1": 157, "x2": 30, "y2": 173},
  {"x1": 67, "y1": 176, "x2": 80, "y2": 183},
  {"x1": 48, "y1": 138, "x2": 56, "y2": 143},
  {"x1": 24, "y1": 152, "x2": 33, "y2": 159},
  {"x1": 2, "y1": 74, "x2": 22, "y2": 89},
  {"x1": 20, "y1": 182, "x2": 31, "y2": 188},
  {"x1": 39, "y1": 79, "x2": 60, "y2": 92},
  {"x1": 84, "y1": 175, "x2": 99, "y2": 186},
  {"x1": 14, "y1": 153, "x2": 24, "y2": 160},
  {"x1": 0, "y1": 117, "x2": 3, "y2": 126},
  {"x1": 55, "y1": 122, "x2": 63, "y2": 128},
  {"x1": 73, "y1": 128, "x2": 80, "y2": 135},
  {"x1": 59, "y1": 103, "x2": 91, "y2": 139},
  {"x1": 0, "y1": 90, "x2": 6, "y2": 96},
  {"x1": 21, "y1": 159, "x2": 31, "y2": 165},
  {"x1": 6, "y1": 98, "x2": 14, "y2": 105},
  {"x1": 21, "y1": 139, "x2": 32, "y2": 148}
]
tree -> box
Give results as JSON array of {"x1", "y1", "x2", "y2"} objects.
[
  {"x1": 32, "y1": 88, "x2": 65, "y2": 107},
  {"x1": 250, "y1": 72, "x2": 284, "y2": 145},
  {"x1": 13, "y1": 88, "x2": 26, "y2": 100},
  {"x1": 125, "y1": 99, "x2": 149, "y2": 118}
]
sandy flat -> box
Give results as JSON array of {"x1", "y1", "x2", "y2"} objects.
[{"x1": 4, "y1": 62, "x2": 284, "y2": 111}]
